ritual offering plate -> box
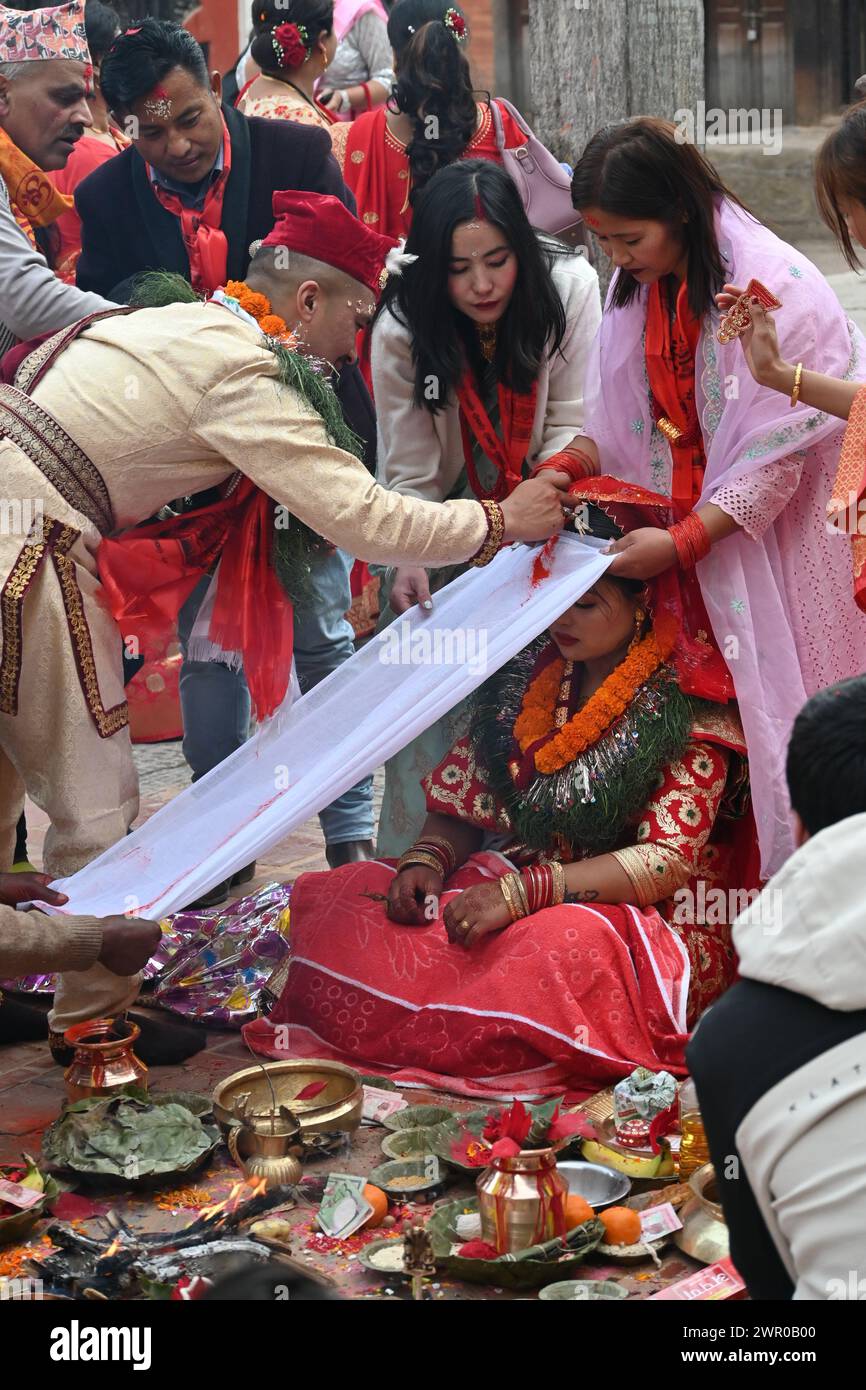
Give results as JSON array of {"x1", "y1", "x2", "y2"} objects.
[
  {"x1": 596, "y1": 1238, "x2": 670, "y2": 1266},
  {"x1": 427, "y1": 1198, "x2": 604, "y2": 1290},
  {"x1": 558, "y1": 1160, "x2": 632, "y2": 1211},
  {"x1": 149, "y1": 1091, "x2": 213, "y2": 1118},
  {"x1": 369, "y1": 1157, "x2": 447, "y2": 1200},
  {"x1": 538, "y1": 1279, "x2": 628, "y2": 1301},
  {"x1": 381, "y1": 1104, "x2": 452, "y2": 1134},
  {"x1": 358, "y1": 1238, "x2": 411, "y2": 1278},
  {"x1": 212, "y1": 1059, "x2": 362, "y2": 1138},
  {"x1": 0, "y1": 1157, "x2": 59, "y2": 1246},
  {"x1": 41, "y1": 1094, "x2": 220, "y2": 1188},
  {"x1": 380, "y1": 1127, "x2": 444, "y2": 1161}
]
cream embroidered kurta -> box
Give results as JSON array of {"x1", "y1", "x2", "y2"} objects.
[
  {"x1": 27, "y1": 300, "x2": 489, "y2": 554},
  {"x1": 0, "y1": 300, "x2": 489, "y2": 1030}
]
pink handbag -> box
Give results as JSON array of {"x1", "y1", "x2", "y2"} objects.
[{"x1": 490, "y1": 97, "x2": 586, "y2": 249}]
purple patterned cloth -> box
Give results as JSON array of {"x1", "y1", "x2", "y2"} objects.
[{"x1": 2, "y1": 882, "x2": 291, "y2": 1028}]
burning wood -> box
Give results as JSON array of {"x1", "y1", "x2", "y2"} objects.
[{"x1": 35, "y1": 1178, "x2": 296, "y2": 1298}]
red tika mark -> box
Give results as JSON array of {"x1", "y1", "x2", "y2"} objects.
[{"x1": 530, "y1": 536, "x2": 558, "y2": 589}]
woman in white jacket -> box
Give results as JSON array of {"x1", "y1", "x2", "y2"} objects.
[{"x1": 371, "y1": 159, "x2": 602, "y2": 852}]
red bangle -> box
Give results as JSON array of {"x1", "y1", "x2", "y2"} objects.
[
  {"x1": 361, "y1": 81, "x2": 373, "y2": 111},
  {"x1": 668, "y1": 513, "x2": 711, "y2": 569},
  {"x1": 521, "y1": 864, "x2": 554, "y2": 913},
  {"x1": 534, "y1": 449, "x2": 597, "y2": 483}
]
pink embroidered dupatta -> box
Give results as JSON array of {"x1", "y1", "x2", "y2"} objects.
[{"x1": 584, "y1": 197, "x2": 866, "y2": 877}]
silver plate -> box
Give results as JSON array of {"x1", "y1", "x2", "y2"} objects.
[{"x1": 557, "y1": 1159, "x2": 632, "y2": 1210}]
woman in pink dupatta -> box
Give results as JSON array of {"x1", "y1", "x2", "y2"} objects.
[{"x1": 562, "y1": 118, "x2": 866, "y2": 879}]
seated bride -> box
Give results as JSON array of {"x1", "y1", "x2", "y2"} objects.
[{"x1": 245, "y1": 481, "x2": 759, "y2": 1098}]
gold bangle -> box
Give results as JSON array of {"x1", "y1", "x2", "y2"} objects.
[
  {"x1": 421, "y1": 834, "x2": 458, "y2": 875},
  {"x1": 514, "y1": 873, "x2": 530, "y2": 918},
  {"x1": 470, "y1": 499, "x2": 506, "y2": 567},
  {"x1": 499, "y1": 872, "x2": 523, "y2": 923},
  {"x1": 550, "y1": 860, "x2": 566, "y2": 907},
  {"x1": 397, "y1": 851, "x2": 444, "y2": 877},
  {"x1": 790, "y1": 361, "x2": 803, "y2": 409}
]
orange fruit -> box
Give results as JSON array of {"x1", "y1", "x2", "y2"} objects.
[
  {"x1": 361, "y1": 1184, "x2": 389, "y2": 1229},
  {"x1": 563, "y1": 1194, "x2": 596, "y2": 1230},
  {"x1": 599, "y1": 1205, "x2": 642, "y2": 1246}
]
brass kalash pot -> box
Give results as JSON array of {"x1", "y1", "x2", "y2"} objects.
[
  {"x1": 477, "y1": 1147, "x2": 568, "y2": 1254},
  {"x1": 226, "y1": 1092, "x2": 304, "y2": 1188}
]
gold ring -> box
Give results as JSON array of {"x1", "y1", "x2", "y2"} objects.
[{"x1": 458, "y1": 918, "x2": 470, "y2": 933}]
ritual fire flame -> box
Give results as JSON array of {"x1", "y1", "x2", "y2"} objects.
[{"x1": 38, "y1": 1175, "x2": 284, "y2": 1297}]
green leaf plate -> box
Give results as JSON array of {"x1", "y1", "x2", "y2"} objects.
[{"x1": 426, "y1": 1197, "x2": 604, "y2": 1290}]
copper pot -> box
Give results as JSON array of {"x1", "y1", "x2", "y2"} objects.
[
  {"x1": 477, "y1": 1147, "x2": 568, "y2": 1254},
  {"x1": 63, "y1": 1017, "x2": 148, "y2": 1102}
]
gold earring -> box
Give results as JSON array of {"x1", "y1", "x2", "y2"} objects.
[{"x1": 629, "y1": 608, "x2": 646, "y2": 652}]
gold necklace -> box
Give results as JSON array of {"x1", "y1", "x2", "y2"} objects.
[{"x1": 477, "y1": 323, "x2": 497, "y2": 363}]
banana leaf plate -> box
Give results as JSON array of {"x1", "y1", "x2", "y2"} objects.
[
  {"x1": 0, "y1": 1159, "x2": 59, "y2": 1245},
  {"x1": 41, "y1": 1095, "x2": 221, "y2": 1190},
  {"x1": 426, "y1": 1197, "x2": 605, "y2": 1290}
]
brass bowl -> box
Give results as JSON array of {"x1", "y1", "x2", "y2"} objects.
[
  {"x1": 688, "y1": 1161, "x2": 724, "y2": 1222},
  {"x1": 212, "y1": 1059, "x2": 363, "y2": 1137},
  {"x1": 673, "y1": 1163, "x2": 729, "y2": 1265}
]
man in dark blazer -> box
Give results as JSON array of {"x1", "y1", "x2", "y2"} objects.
[{"x1": 74, "y1": 20, "x2": 377, "y2": 890}]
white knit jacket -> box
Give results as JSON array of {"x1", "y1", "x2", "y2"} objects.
[{"x1": 371, "y1": 249, "x2": 602, "y2": 501}]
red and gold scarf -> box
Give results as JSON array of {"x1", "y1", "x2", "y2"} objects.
[
  {"x1": 457, "y1": 369, "x2": 538, "y2": 501},
  {"x1": 0, "y1": 125, "x2": 73, "y2": 247},
  {"x1": 645, "y1": 276, "x2": 704, "y2": 518}
]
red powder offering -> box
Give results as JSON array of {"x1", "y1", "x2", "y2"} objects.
[{"x1": 530, "y1": 537, "x2": 558, "y2": 589}]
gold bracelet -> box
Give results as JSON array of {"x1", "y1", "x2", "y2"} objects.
[
  {"x1": 550, "y1": 860, "x2": 566, "y2": 907},
  {"x1": 499, "y1": 872, "x2": 523, "y2": 923},
  {"x1": 470, "y1": 499, "x2": 506, "y2": 567},
  {"x1": 514, "y1": 873, "x2": 530, "y2": 918},
  {"x1": 421, "y1": 834, "x2": 458, "y2": 875},
  {"x1": 397, "y1": 851, "x2": 445, "y2": 877},
  {"x1": 790, "y1": 361, "x2": 803, "y2": 409}
]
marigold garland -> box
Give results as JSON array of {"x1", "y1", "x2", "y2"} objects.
[
  {"x1": 514, "y1": 631, "x2": 674, "y2": 775},
  {"x1": 224, "y1": 279, "x2": 296, "y2": 344}
]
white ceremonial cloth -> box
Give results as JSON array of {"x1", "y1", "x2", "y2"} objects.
[{"x1": 53, "y1": 537, "x2": 611, "y2": 918}]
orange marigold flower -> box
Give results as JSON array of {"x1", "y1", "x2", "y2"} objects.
[
  {"x1": 515, "y1": 633, "x2": 669, "y2": 776},
  {"x1": 238, "y1": 290, "x2": 270, "y2": 319},
  {"x1": 224, "y1": 280, "x2": 247, "y2": 300},
  {"x1": 258, "y1": 313, "x2": 287, "y2": 337}
]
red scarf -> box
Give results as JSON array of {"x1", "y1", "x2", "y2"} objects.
[
  {"x1": 97, "y1": 478, "x2": 294, "y2": 721},
  {"x1": 645, "y1": 277, "x2": 703, "y2": 518},
  {"x1": 456, "y1": 370, "x2": 538, "y2": 500},
  {"x1": 149, "y1": 118, "x2": 232, "y2": 294}
]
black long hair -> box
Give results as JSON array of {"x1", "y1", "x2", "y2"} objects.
[
  {"x1": 387, "y1": 0, "x2": 478, "y2": 203},
  {"x1": 376, "y1": 159, "x2": 569, "y2": 413},
  {"x1": 249, "y1": 0, "x2": 334, "y2": 75},
  {"x1": 571, "y1": 116, "x2": 750, "y2": 320},
  {"x1": 815, "y1": 103, "x2": 866, "y2": 270},
  {"x1": 84, "y1": 0, "x2": 121, "y2": 63}
]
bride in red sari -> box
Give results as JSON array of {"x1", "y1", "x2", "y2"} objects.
[{"x1": 245, "y1": 484, "x2": 759, "y2": 1099}]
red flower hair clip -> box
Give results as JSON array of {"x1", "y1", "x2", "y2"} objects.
[
  {"x1": 272, "y1": 21, "x2": 310, "y2": 69},
  {"x1": 443, "y1": 7, "x2": 468, "y2": 41}
]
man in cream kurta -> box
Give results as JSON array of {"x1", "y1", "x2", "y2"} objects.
[{"x1": 0, "y1": 282, "x2": 566, "y2": 1032}]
